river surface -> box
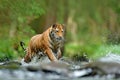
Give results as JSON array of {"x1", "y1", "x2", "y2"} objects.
[{"x1": 0, "y1": 53, "x2": 120, "y2": 80}]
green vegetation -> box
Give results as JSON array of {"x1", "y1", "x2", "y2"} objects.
[
  {"x1": 65, "y1": 43, "x2": 120, "y2": 59},
  {"x1": 0, "y1": 0, "x2": 120, "y2": 61}
]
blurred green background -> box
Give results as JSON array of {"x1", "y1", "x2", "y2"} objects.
[{"x1": 0, "y1": 0, "x2": 120, "y2": 61}]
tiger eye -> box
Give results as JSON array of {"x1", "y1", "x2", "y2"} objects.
[{"x1": 56, "y1": 29, "x2": 59, "y2": 32}]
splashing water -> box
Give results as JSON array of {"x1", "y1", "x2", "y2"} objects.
[{"x1": 99, "y1": 53, "x2": 120, "y2": 63}]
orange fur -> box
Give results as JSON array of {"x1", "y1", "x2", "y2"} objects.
[{"x1": 24, "y1": 23, "x2": 64, "y2": 63}]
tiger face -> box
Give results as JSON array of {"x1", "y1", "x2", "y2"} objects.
[{"x1": 50, "y1": 23, "x2": 64, "y2": 44}]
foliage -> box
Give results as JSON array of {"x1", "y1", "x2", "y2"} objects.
[
  {"x1": 65, "y1": 42, "x2": 120, "y2": 60},
  {"x1": 0, "y1": 0, "x2": 45, "y2": 61},
  {"x1": 0, "y1": 0, "x2": 45, "y2": 18},
  {"x1": 0, "y1": 0, "x2": 120, "y2": 61},
  {"x1": 0, "y1": 27, "x2": 35, "y2": 61}
]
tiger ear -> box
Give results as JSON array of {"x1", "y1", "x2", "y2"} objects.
[
  {"x1": 52, "y1": 23, "x2": 57, "y2": 28},
  {"x1": 62, "y1": 24, "x2": 66, "y2": 30}
]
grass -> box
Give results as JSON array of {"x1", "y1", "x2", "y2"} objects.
[
  {"x1": 64, "y1": 42, "x2": 120, "y2": 60},
  {"x1": 92, "y1": 44, "x2": 120, "y2": 59},
  {"x1": 0, "y1": 39, "x2": 17, "y2": 61},
  {"x1": 0, "y1": 38, "x2": 30, "y2": 61},
  {"x1": 0, "y1": 37, "x2": 120, "y2": 61}
]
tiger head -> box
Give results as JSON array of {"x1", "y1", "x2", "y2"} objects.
[{"x1": 50, "y1": 23, "x2": 65, "y2": 44}]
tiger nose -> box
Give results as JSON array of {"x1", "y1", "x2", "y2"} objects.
[{"x1": 57, "y1": 36, "x2": 63, "y2": 40}]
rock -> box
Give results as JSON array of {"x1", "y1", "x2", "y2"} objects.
[
  {"x1": 0, "y1": 60, "x2": 21, "y2": 69},
  {"x1": 87, "y1": 61, "x2": 120, "y2": 74},
  {"x1": 85, "y1": 61, "x2": 120, "y2": 78},
  {"x1": 27, "y1": 61, "x2": 70, "y2": 75},
  {"x1": 2, "y1": 60, "x2": 21, "y2": 65},
  {"x1": 68, "y1": 68, "x2": 92, "y2": 78}
]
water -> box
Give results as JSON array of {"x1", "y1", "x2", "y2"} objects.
[
  {"x1": 99, "y1": 53, "x2": 120, "y2": 63},
  {"x1": 0, "y1": 54, "x2": 120, "y2": 80}
]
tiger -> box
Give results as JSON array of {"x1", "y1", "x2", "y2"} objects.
[{"x1": 20, "y1": 23, "x2": 65, "y2": 63}]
